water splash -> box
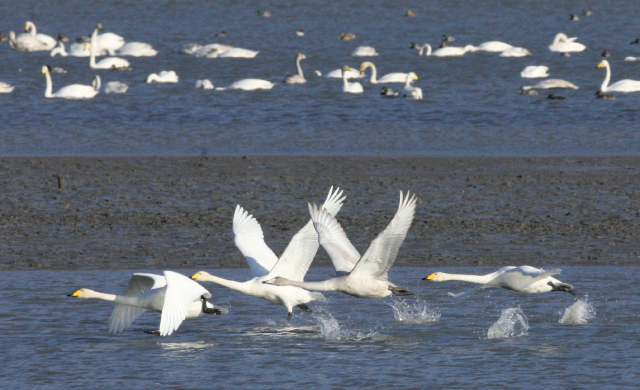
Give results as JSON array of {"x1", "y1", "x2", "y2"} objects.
[
  {"x1": 388, "y1": 299, "x2": 441, "y2": 324},
  {"x1": 487, "y1": 307, "x2": 529, "y2": 339},
  {"x1": 559, "y1": 298, "x2": 596, "y2": 325},
  {"x1": 312, "y1": 311, "x2": 378, "y2": 341}
]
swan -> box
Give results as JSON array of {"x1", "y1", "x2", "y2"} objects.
[
  {"x1": 522, "y1": 79, "x2": 579, "y2": 90},
  {"x1": 0, "y1": 82, "x2": 14, "y2": 93},
  {"x1": 284, "y1": 53, "x2": 307, "y2": 83},
  {"x1": 296, "y1": 29, "x2": 305, "y2": 37},
  {"x1": 359, "y1": 62, "x2": 408, "y2": 84},
  {"x1": 217, "y1": 78, "x2": 275, "y2": 91},
  {"x1": 597, "y1": 59, "x2": 640, "y2": 92},
  {"x1": 147, "y1": 71, "x2": 179, "y2": 83},
  {"x1": 192, "y1": 187, "x2": 345, "y2": 322},
  {"x1": 50, "y1": 41, "x2": 90, "y2": 57},
  {"x1": 68, "y1": 271, "x2": 227, "y2": 336},
  {"x1": 423, "y1": 266, "x2": 576, "y2": 296},
  {"x1": 218, "y1": 47, "x2": 259, "y2": 58},
  {"x1": 24, "y1": 21, "x2": 56, "y2": 49},
  {"x1": 41, "y1": 65, "x2": 99, "y2": 99},
  {"x1": 85, "y1": 43, "x2": 131, "y2": 70},
  {"x1": 115, "y1": 42, "x2": 157, "y2": 57},
  {"x1": 105, "y1": 81, "x2": 128, "y2": 93},
  {"x1": 341, "y1": 66, "x2": 363, "y2": 93},
  {"x1": 264, "y1": 191, "x2": 418, "y2": 299},
  {"x1": 8, "y1": 31, "x2": 50, "y2": 52},
  {"x1": 186, "y1": 43, "x2": 234, "y2": 57},
  {"x1": 352, "y1": 46, "x2": 378, "y2": 56},
  {"x1": 549, "y1": 33, "x2": 586, "y2": 53},
  {"x1": 339, "y1": 32, "x2": 355, "y2": 40},
  {"x1": 426, "y1": 42, "x2": 476, "y2": 57},
  {"x1": 473, "y1": 41, "x2": 513, "y2": 52},
  {"x1": 325, "y1": 67, "x2": 363, "y2": 79},
  {"x1": 624, "y1": 57, "x2": 638, "y2": 61},
  {"x1": 403, "y1": 72, "x2": 422, "y2": 100},
  {"x1": 195, "y1": 79, "x2": 214, "y2": 89},
  {"x1": 92, "y1": 24, "x2": 125, "y2": 53},
  {"x1": 380, "y1": 86, "x2": 399, "y2": 97},
  {"x1": 92, "y1": 75, "x2": 101, "y2": 91},
  {"x1": 500, "y1": 47, "x2": 531, "y2": 57},
  {"x1": 521, "y1": 65, "x2": 549, "y2": 78}
]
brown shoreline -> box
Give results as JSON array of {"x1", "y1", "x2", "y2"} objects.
[{"x1": 0, "y1": 156, "x2": 638, "y2": 270}]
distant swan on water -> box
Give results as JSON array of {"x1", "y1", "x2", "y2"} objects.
[
  {"x1": 522, "y1": 79, "x2": 578, "y2": 90},
  {"x1": 341, "y1": 66, "x2": 363, "y2": 93},
  {"x1": 41, "y1": 65, "x2": 99, "y2": 99},
  {"x1": 284, "y1": 53, "x2": 307, "y2": 83},
  {"x1": 597, "y1": 59, "x2": 640, "y2": 92},
  {"x1": 147, "y1": 71, "x2": 179, "y2": 83},
  {"x1": 359, "y1": 61, "x2": 408, "y2": 84},
  {"x1": 521, "y1": 65, "x2": 549, "y2": 78},
  {"x1": 549, "y1": 33, "x2": 586, "y2": 53}
]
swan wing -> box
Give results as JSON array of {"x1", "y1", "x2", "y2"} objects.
[
  {"x1": 309, "y1": 202, "x2": 360, "y2": 274},
  {"x1": 268, "y1": 187, "x2": 346, "y2": 281},
  {"x1": 233, "y1": 205, "x2": 279, "y2": 277},
  {"x1": 53, "y1": 84, "x2": 98, "y2": 99},
  {"x1": 159, "y1": 271, "x2": 210, "y2": 336},
  {"x1": 482, "y1": 267, "x2": 561, "y2": 291},
  {"x1": 349, "y1": 191, "x2": 417, "y2": 280},
  {"x1": 108, "y1": 273, "x2": 166, "y2": 333}
]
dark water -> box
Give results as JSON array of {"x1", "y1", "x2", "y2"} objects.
[
  {"x1": 1, "y1": 1, "x2": 640, "y2": 157},
  {"x1": 2, "y1": 266, "x2": 638, "y2": 389}
]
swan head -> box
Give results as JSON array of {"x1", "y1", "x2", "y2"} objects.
[
  {"x1": 67, "y1": 288, "x2": 95, "y2": 298},
  {"x1": 191, "y1": 271, "x2": 212, "y2": 281},
  {"x1": 96, "y1": 23, "x2": 103, "y2": 31},
  {"x1": 359, "y1": 62, "x2": 373, "y2": 74},
  {"x1": 297, "y1": 53, "x2": 307, "y2": 60},
  {"x1": 597, "y1": 60, "x2": 609, "y2": 69},
  {"x1": 422, "y1": 272, "x2": 445, "y2": 282},
  {"x1": 554, "y1": 33, "x2": 569, "y2": 43},
  {"x1": 262, "y1": 277, "x2": 287, "y2": 286},
  {"x1": 41, "y1": 65, "x2": 51, "y2": 74},
  {"x1": 25, "y1": 21, "x2": 33, "y2": 32},
  {"x1": 408, "y1": 72, "x2": 418, "y2": 81}
]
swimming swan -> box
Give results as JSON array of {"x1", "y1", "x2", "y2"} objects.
[
  {"x1": 424, "y1": 266, "x2": 576, "y2": 296},
  {"x1": 91, "y1": 24, "x2": 125, "y2": 53},
  {"x1": 325, "y1": 67, "x2": 363, "y2": 79},
  {"x1": 0, "y1": 82, "x2": 14, "y2": 93},
  {"x1": 147, "y1": 71, "x2": 179, "y2": 83},
  {"x1": 499, "y1": 47, "x2": 531, "y2": 57},
  {"x1": 195, "y1": 79, "x2": 214, "y2": 89},
  {"x1": 86, "y1": 43, "x2": 130, "y2": 70},
  {"x1": 41, "y1": 65, "x2": 99, "y2": 99},
  {"x1": 8, "y1": 30, "x2": 50, "y2": 52},
  {"x1": 359, "y1": 61, "x2": 408, "y2": 84},
  {"x1": 24, "y1": 21, "x2": 56, "y2": 49},
  {"x1": 419, "y1": 42, "x2": 476, "y2": 57},
  {"x1": 597, "y1": 59, "x2": 640, "y2": 92},
  {"x1": 217, "y1": 47, "x2": 259, "y2": 58},
  {"x1": 264, "y1": 191, "x2": 418, "y2": 299},
  {"x1": 342, "y1": 66, "x2": 364, "y2": 93},
  {"x1": 105, "y1": 81, "x2": 128, "y2": 93},
  {"x1": 221, "y1": 78, "x2": 275, "y2": 90},
  {"x1": 115, "y1": 42, "x2": 158, "y2": 57},
  {"x1": 50, "y1": 41, "x2": 90, "y2": 57},
  {"x1": 522, "y1": 79, "x2": 579, "y2": 90},
  {"x1": 473, "y1": 41, "x2": 513, "y2": 52},
  {"x1": 352, "y1": 46, "x2": 378, "y2": 56},
  {"x1": 521, "y1": 65, "x2": 549, "y2": 78},
  {"x1": 68, "y1": 271, "x2": 227, "y2": 336},
  {"x1": 549, "y1": 33, "x2": 586, "y2": 53},
  {"x1": 192, "y1": 187, "x2": 346, "y2": 322},
  {"x1": 284, "y1": 53, "x2": 307, "y2": 83},
  {"x1": 403, "y1": 72, "x2": 422, "y2": 99}
]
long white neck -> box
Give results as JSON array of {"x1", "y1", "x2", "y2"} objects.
[
  {"x1": 419, "y1": 44, "x2": 431, "y2": 56},
  {"x1": 89, "y1": 44, "x2": 97, "y2": 68},
  {"x1": 276, "y1": 278, "x2": 337, "y2": 292},
  {"x1": 44, "y1": 71, "x2": 53, "y2": 98},
  {"x1": 342, "y1": 70, "x2": 349, "y2": 88},
  {"x1": 296, "y1": 56, "x2": 304, "y2": 78},
  {"x1": 601, "y1": 62, "x2": 611, "y2": 92},
  {"x1": 93, "y1": 75, "x2": 101, "y2": 91},
  {"x1": 367, "y1": 64, "x2": 378, "y2": 83},
  {"x1": 437, "y1": 273, "x2": 493, "y2": 284},
  {"x1": 27, "y1": 22, "x2": 36, "y2": 36},
  {"x1": 83, "y1": 290, "x2": 118, "y2": 302},
  {"x1": 405, "y1": 76, "x2": 414, "y2": 88},
  {"x1": 199, "y1": 274, "x2": 250, "y2": 294},
  {"x1": 51, "y1": 43, "x2": 66, "y2": 57}
]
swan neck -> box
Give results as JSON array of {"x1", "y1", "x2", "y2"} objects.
[
  {"x1": 85, "y1": 290, "x2": 118, "y2": 302},
  {"x1": 44, "y1": 71, "x2": 52, "y2": 98},
  {"x1": 89, "y1": 44, "x2": 96, "y2": 68},
  {"x1": 424, "y1": 44, "x2": 431, "y2": 56},
  {"x1": 94, "y1": 75, "x2": 101, "y2": 91},
  {"x1": 601, "y1": 62, "x2": 611, "y2": 92},
  {"x1": 296, "y1": 57, "x2": 304, "y2": 78},
  {"x1": 368, "y1": 63, "x2": 378, "y2": 83},
  {"x1": 342, "y1": 70, "x2": 349, "y2": 87},
  {"x1": 438, "y1": 273, "x2": 492, "y2": 284},
  {"x1": 27, "y1": 22, "x2": 36, "y2": 36},
  {"x1": 200, "y1": 274, "x2": 249, "y2": 293}
]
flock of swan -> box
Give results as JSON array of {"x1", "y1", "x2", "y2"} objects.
[{"x1": 68, "y1": 187, "x2": 577, "y2": 337}]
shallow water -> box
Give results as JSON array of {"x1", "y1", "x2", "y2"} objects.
[
  {"x1": 2, "y1": 266, "x2": 639, "y2": 388},
  {"x1": 2, "y1": 1, "x2": 640, "y2": 157}
]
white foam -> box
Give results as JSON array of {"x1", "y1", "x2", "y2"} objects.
[
  {"x1": 388, "y1": 299, "x2": 441, "y2": 324},
  {"x1": 487, "y1": 307, "x2": 529, "y2": 339},
  {"x1": 312, "y1": 311, "x2": 378, "y2": 341},
  {"x1": 559, "y1": 299, "x2": 596, "y2": 325}
]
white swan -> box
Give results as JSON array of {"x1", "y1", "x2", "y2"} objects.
[
  {"x1": 424, "y1": 266, "x2": 575, "y2": 296},
  {"x1": 115, "y1": 42, "x2": 157, "y2": 57},
  {"x1": 25, "y1": 21, "x2": 56, "y2": 49},
  {"x1": 549, "y1": 33, "x2": 586, "y2": 53},
  {"x1": 41, "y1": 65, "x2": 99, "y2": 99},
  {"x1": 522, "y1": 79, "x2": 579, "y2": 90},
  {"x1": 403, "y1": 72, "x2": 422, "y2": 100},
  {"x1": 359, "y1": 61, "x2": 408, "y2": 84},
  {"x1": 105, "y1": 81, "x2": 128, "y2": 94},
  {"x1": 284, "y1": 53, "x2": 307, "y2": 84},
  {"x1": 92, "y1": 24, "x2": 125, "y2": 53},
  {"x1": 499, "y1": 47, "x2": 531, "y2": 57},
  {"x1": 426, "y1": 42, "x2": 476, "y2": 57},
  {"x1": 147, "y1": 71, "x2": 179, "y2": 83},
  {"x1": 325, "y1": 67, "x2": 363, "y2": 79},
  {"x1": 186, "y1": 43, "x2": 234, "y2": 57},
  {"x1": 473, "y1": 41, "x2": 513, "y2": 52},
  {"x1": 68, "y1": 271, "x2": 227, "y2": 336},
  {"x1": 218, "y1": 47, "x2": 259, "y2": 58},
  {"x1": 0, "y1": 82, "x2": 14, "y2": 93},
  {"x1": 8, "y1": 31, "x2": 50, "y2": 52},
  {"x1": 91, "y1": 75, "x2": 101, "y2": 91},
  {"x1": 86, "y1": 43, "x2": 130, "y2": 70},
  {"x1": 195, "y1": 79, "x2": 214, "y2": 89},
  {"x1": 222, "y1": 78, "x2": 275, "y2": 90},
  {"x1": 50, "y1": 41, "x2": 90, "y2": 57},
  {"x1": 192, "y1": 187, "x2": 346, "y2": 322},
  {"x1": 352, "y1": 46, "x2": 378, "y2": 56},
  {"x1": 341, "y1": 66, "x2": 363, "y2": 93},
  {"x1": 521, "y1": 65, "x2": 549, "y2": 78},
  {"x1": 264, "y1": 191, "x2": 418, "y2": 299},
  {"x1": 597, "y1": 59, "x2": 640, "y2": 92}
]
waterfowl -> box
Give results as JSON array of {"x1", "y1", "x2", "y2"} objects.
[
  {"x1": 296, "y1": 29, "x2": 305, "y2": 37},
  {"x1": 352, "y1": 46, "x2": 378, "y2": 56},
  {"x1": 115, "y1": 42, "x2": 157, "y2": 57},
  {"x1": 499, "y1": 47, "x2": 531, "y2": 57},
  {"x1": 339, "y1": 32, "x2": 356, "y2": 40},
  {"x1": 215, "y1": 31, "x2": 227, "y2": 38},
  {"x1": 24, "y1": 21, "x2": 56, "y2": 49},
  {"x1": 547, "y1": 94, "x2": 565, "y2": 100},
  {"x1": 582, "y1": 10, "x2": 593, "y2": 16},
  {"x1": 105, "y1": 81, "x2": 128, "y2": 94},
  {"x1": 341, "y1": 66, "x2": 363, "y2": 93},
  {"x1": 403, "y1": 72, "x2": 422, "y2": 100},
  {"x1": 222, "y1": 78, "x2": 275, "y2": 91},
  {"x1": 325, "y1": 67, "x2": 363, "y2": 79},
  {"x1": 406, "y1": 9, "x2": 416, "y2": 17},
  {"x1": 569, "y1": 14, "x2": 580, "y2": 21},
  {"x1": 0, "y1": 82, "x2": 14, "y2": 93},
  {"x1": 50, "y1": 41, "x2": 90, "y2": 57},
  {"x1": 597, "y1": 59, "x2": 640, "y2": 92},
  {"x1": 0, "y1": 32, "x2": 8, "y2": 41},
  {"x1": 264, "y1": 191, "x2": 418, "y2": 299},
  {"x1": 257, "y1": 10, "x2": 271, "y2": 17},
  {"x1": 631, "y1": 39, "x2": 640, "y2": 45},
  {"x1": 522, "y1": 79, "x2": 579, "y2": 90},
  {"x1": 92, "y1": 24, "x2": 125, "y2": 53},
  {"x1": 86, "y1": 43, "x2": 131, "y2": 70},
  {"x1": 68, "y1": 271, "x2": 227, "y2": 336},
  {"x1": 432, "y1": 42, "x2": 476, "y2": 57},
  {"x1": 284, "y1": 53, "x2": 307, "y2": 84},
  {"x1": 193, "y1": 187, "x2": 345, "y2": 322},
  {"x1": 57, "y1": 33, "x2": 71, "y2": 42},
  {"x1": 380, "y1": 86, "x2": 399, "y2": 97},
  {"x1": 519, "y1": 87, "x2": 538, "y2": 95},
  {"x1": 442, "y1": 34, "x2": 456, "y2": 42},
  {"x1": 595, "y1": 90, "x2": 615, "y2": 100},
  {"x1": 195, "y1": 79, "x2": 214, "y2": 89},
  {"x1": 602, "y1": 50, "x2": 611, "y2": 57},
  {"x1": 520, "y1": 65, "x2": 549, "y2": 78},
  {"x1": 41, "y1": 65, "x2": 99, "y2": 99},
  {"x1": 423, "y1": 266, "x2": 575, "y2": 296},
  {"x1": 549, "y1": 33, "x2": 586, "y2": 53},
  {"x1": 359, "y1": 62, "x2": 408, "y2": 83},
  {"x1": 147, "y1": 71, "x2": 179, "y2": 83},
  {"x1": 473, "y1": 41, "x2": 513, "y2": 52},
  {"x1": 217, "y1": 47, "x2": 259, "y2": 58},
  {"x1": 8, "y1": 30, "x2": 50, "y2": 52}
]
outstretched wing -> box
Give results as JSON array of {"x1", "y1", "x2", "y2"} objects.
[
  {"x1": 158, "y1": 271, "x2": 211, "y2": 336},
  {"x1": 309, "y1": 202, "x2": 360, "y2": 275},
  {"x1": 233, "y1": 205, "x2": 279, "y2": 277},
  {"x1": 109, "y1": 273, "x2": 166, "y2": 334},
  {"x1": 481, "y1": 267, "x2": 561, "y2": 291},
  {"x1": 349, "y1": 191, "x2": 417, "y2": 280},
  {"x1": 268, "y1": 187, "x2": 346, "y2": 281}
]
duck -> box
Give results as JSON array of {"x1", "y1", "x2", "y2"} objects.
[
  {"x1": 519, "y1": 87, "x2": 538, "y2": 95},
  {"x1": 8, "y1": 30, "x2": 50, "y2": 52},
  {"x1": 601, "y1": 50, "x2": 611, "y2": 57},
  {"x1": 147, "y1": 71, "x2": 179, "y2": 83},
  {"x1": 569, "y1": 14, "x2": 580, "y2": 21},
  {"x1": 406, "y1": 9, "x2": 416, "y2": 17},
  {"x1": 359, "y1": 61, "x2": 408, "y2": 83},
  {"x1": 215, "y1": 31, "x2": 227, "y2": 38},
  {"x1": 352, "y1": 46, "x2": 378, "y2": 56},
  {"x1": 595, "y1": 90, "x2": 615, "y2": 100},
  {"x1": 547, "y1": 94, "x2": 565, "y2": 100},
  {"x1": 105, "y1": 81, "x2": 128, "y2": 94},
  {"x1": 68, "y1": 271, "x2": 227, "y2": 336},
  {"x1": 339, "y1": 32, "x2": 356, "y2": 40},
  {"x1": 549, "y1": 33, "x2": 586, "y2": 53},
  {"x1": 380, "y1": 86, "x2": 399, "y2": 97},
  {"x1": 0, "y1": 82, "x2": 15, "y2": 93},
  {"x1": 85, "y1": 43, "x2": 131, "y2": 70},
  {"x1": 423, "y1": 266, "x2": 575, "y2": 296},
  {"x1": 193, "y1": 187, "x2": 345, "y2": 322},
  {"x1": 0, "y1": 32, "x2": 8, "y2": 41},
  {"x1": 195, "y1": 79, "x2": 214, "y2": 89},
  {"x1": 499, "y1": 47, "x2": 531, "y2": 57},
  {"x1": 341, "y1": 66, "x2": 364, "y2": 93},
  {"x1": 257, "y1": 10, "x2": 271, "y2": 17},
  {"x1": 521, "y1": 79, "x2": 579, "y2": 90},
  {"x1": 24, "y1": 21, "x2": 56, "y2": 49},
  {"x1": 263, "y1": 191, "x2": 418, "y2": 299},
  {"x1": 442, "y1": 34, "x2": 456, "y2": 42},
  {"x1": 403, "y1": 72, "x2": 422, "y2": 100},
  {"x1": 597, "y1": 59, "x2": 640, "y2": 92},
  {"x1": 57, "y1": 33, "x2": 71, "y2": 42},
  {"x1": 284, "y1": 53, "x2": 307, "y2": 83},
  {"x1": 520, "y1": 65, "x2": 549, "y2": 78},
  {"x1": 41, "y1": 65, "x2": 99, "y2": 99}
]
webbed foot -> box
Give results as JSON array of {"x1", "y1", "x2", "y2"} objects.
[
  {"x1": 143, "y1": 329, "x2": 161, "y2": 336},
  {"x1": 297, "y1": 304, "x2": 312, "y2": 313},
  {"x1": 389, "y1": 286, "x2": 415, "y2": 296},
  {"x1": 201, "y1": 295, "x2": 223, "y2": 314},
  {"x1": 548, "y1": 281, "x2": 576, "y2": 296}
]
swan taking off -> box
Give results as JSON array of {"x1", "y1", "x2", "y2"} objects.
[
  {"x1": 85, "y1": 43, "x2": 131, "y2": 70},
  {"x1": 549, "y1": 33, "x2": 586, "y2": 53},
  {"x1": 147, "y1": 71, "x2": 179, "y2": 83},
  {"x1": 359, "y1": 62, "x2": 408, "y2": 84},
  {"x1": 341, "y1": 66, "x2": 364, "y2": 93},
  {"x1": 284, "y1": 53, "x2": 307, "y2": 84},
  {"x1": 192, "y1": 187, "x2": 346, "y2": 322},
  {"x1": 41, "y1": 65, "x2": 99, "y2": 99},
  {"x1": 403, "y1": 72, "x2": 422, "y2": 99},
  {"x1": 521, "y1": 65, "x2": 549, "y2": 78},
  {"x1": 69, "y1": 271, "x2": 227, "y2": 336},
  {"x1": 352, "y1": 46, "x2": 378, "y2": 56},
  {"x1": 24, "y1": 21, "x2": 56, "y2": 49},
  {"x1": 522, "y1": 79, "x2": 578, "y2": 90},
  {"x1": 424, "y1": 266, "x2": 576, "y2": 296},
  {"x1": 264, "y1": 191, "x2": 418, "y2": 299},
  {"x1": 597, "y1": 59, "x2": 640, "y2": 92}
]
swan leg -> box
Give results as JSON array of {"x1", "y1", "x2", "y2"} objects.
[
  {"x1": 297, "y1": 304, "x2": 312, "y2": 313},
  {"x1": 284, "y1": 312, "x2": 293, "y2": 324},
  {"x1": 547, "y1": 282, "x2": 576, "y2": 296},
  {"x1": 201, "y1": 295, "x2": 223, "y2": 315},
  {"x1": 143, "y1": 329, "x2": 161, "y2": 336},
  {"x1": 389, "y1": 286, "x2": 415, "y2": 296}
]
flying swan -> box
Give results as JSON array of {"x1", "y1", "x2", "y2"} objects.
[
  {"x1": 68, "y1": 271, "x2": 227, "y2": 336},
  {"x1": 359, "y1": 61, "x2": 408, "y2": 84},
  {"x1": 192, "y1": 187, "x2": 345, "y2": 322},
  {"x1": 597, "y1": 59, "x2": 640, "y2": 92},
  {"x1": 264, "y1": 191, "x2": 418, "y2": 299},
  {"x1": 284, "y1": 53, "x2": 307, "y2": 83},
  {"x1": 41, "y1": 65, "x2": 99, "y2": 99}
]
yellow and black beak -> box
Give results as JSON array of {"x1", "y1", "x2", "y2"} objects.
[
  {"x1": 422, "y1": 273, "x2": 436, "y2": 281},
  {"x1": 67, "y1": 289, "x2": 82, "y2": 297},
  {"x1": 191, "y1": 272, "x2": 201, "y2": 280},
  {"x1": 596, "y1": 61, "x2": 603, "y2": 69}
]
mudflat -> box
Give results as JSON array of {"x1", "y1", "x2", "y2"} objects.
[{"x1": 0, "y1": 156, "x2": 637, "y2": 270}]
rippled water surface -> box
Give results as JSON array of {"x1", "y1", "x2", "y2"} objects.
[
  {"x1": 2, "y1": 267, "x2": 639, "y2": 388},
  {"x1": 1, "y1": 1, "x2": 640, "y2": 156}
]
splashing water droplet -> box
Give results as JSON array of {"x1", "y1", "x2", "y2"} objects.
[
  {"x1": 559, "y1": 298, "x2": 596, "y2": 324},
  {"x1": 388, "y1": 299, "x2": 440, "y2": 324},
  {"x1": 312, "y1": 311, "x2": 378, "y2": 341},
  {"x1": 487, "y1": 307, "x2": 529, "y2": 339}
]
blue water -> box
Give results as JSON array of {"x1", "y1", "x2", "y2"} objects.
[{"x1": 1, "y1": 0, "x2": 640, "y2": 157}]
